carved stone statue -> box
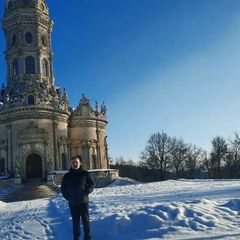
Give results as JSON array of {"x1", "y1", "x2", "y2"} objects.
[
  {"x1": 14, "y1": 161, "x2": 21, "y2": 178},
  {"x1": 101, "y1": 101, "x2": 107, "y2": 115},
  {"x1": 47, "y1": 159, "x2": 53, "y2": 172}
]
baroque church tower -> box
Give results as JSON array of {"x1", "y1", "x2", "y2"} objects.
[{"x1": 0, "y1": 0, "x2": 109, "y2": 181}]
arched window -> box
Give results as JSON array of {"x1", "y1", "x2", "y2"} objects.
[
  {"x1": 8, "y1": 1, "x2": 13, "y2": 10},
  {"x1": 26, "y1": 56, "x2": 35, "y2": 74},
  {"x1": 25, "y1": 32, "x2": 32, "y2": 43},
  {"x1": 13, "y1": 58, "x2": 19, "y2": 75},
  {"x1": 28, "y1": 95, "x2": 34, "y2": 105},
  {"x1": 12, "y1": 34, "x2": 16, "y2": 46},
  {"x1": 41, "y1": 35, "x2": 47, "y2": 46},
  {"x1": 23, "y1": 0, "x2": 31, "y2": 7},
  {"x1": 42, "y1": 59, "x2": 48, "y2": 76},
  {"x1": 0, "y1": 158, "x2": 5, "y2": 176}
]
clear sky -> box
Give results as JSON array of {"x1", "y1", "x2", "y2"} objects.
[{"x1": 1, "y1": 0, "x2": 240, "y2": 161}]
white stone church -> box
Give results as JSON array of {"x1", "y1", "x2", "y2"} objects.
[{"x1": 0, "y1": 0, "x2": 110, "y2": 182}]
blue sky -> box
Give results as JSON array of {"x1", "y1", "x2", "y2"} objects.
[{"x1": 1, "y1": 0, "x2": 240, "y2": 161}]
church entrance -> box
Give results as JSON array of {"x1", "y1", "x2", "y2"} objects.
[{"x1": 26, "y1": 154, "x2": 42, "y2": 179}]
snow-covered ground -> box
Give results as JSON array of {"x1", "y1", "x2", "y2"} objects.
[{"x1": 0, "y1": 178, "x2": 240, "y2": 240}]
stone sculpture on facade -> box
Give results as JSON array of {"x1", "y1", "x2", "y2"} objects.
[{"x1": 14, "y1": 162, "x2": 21, "y2": 178}]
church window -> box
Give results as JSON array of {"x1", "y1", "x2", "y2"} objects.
[
  {"x1": 40, "y1": 3, "x2": 45, "y2": 11},
  {"x1": 8, "y1": 1, "x2": 13, "y2": 10},
  {"x1": 28, "y1": 95, "x2": 35, "y2": 105},
  {"x1": 26, "y1": 56, "x2": 35, "y2": 73},
  {"x1": 23, "y1": 0, "x2": 31, "y2": 7},
  {"x1": 13, "y1": 58, "x2": 19, "y2": 75},
  {"x1": 42, "y1": 59, "x2": 48, "y2": 76},
  {"x1": 0, "y1": 158, "x2": 5, "y2": 176},
  {"x1": 41, "y1": 35, "x2": 47, "y2": 46},
  {"x1": 25, "y1": 32, "x2": 32, "y2": 43},
  {"x1": 12, "y1": 34, "x2": 16, "y2": 46}
]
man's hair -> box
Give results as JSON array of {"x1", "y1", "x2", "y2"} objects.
[{"x1": 71, "y1": 155, "x2": 82, "y2": 163}]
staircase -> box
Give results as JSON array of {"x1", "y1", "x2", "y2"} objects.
[{"x1": 0, "y1": 183, "x2": 60, "y2": 203}]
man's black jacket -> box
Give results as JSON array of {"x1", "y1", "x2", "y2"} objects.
[{"x1": 61, "y1": 167, "x2": 95, "y2": 206}]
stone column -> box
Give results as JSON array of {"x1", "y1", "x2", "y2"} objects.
[
  {"x1": 7, "y1": 123, "x2": 12, "y2": 175},
  {"x1": 53, "y1": 121, "x2": 59, "y2": 170},
  {"x1": 96, "y1": 120, "x2": 102, "y2": 169}
]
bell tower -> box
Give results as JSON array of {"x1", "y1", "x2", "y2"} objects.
[
  {"x1": 2, "y1": 0, "x2": 66, "y2": 109},
  {"x1": 0, "y1": 0, "x2": 70, "y2": 181}
]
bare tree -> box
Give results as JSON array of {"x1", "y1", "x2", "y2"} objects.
[
  {"x1": 140, "y1": 131, "x2": 175, "y2": 181},
  {"x1": 185, "y1": 145, "x2": 205, "y2": 178},
  {"x1": 210, "y1": 136, "x2": 228, "y2": 179},
  {"x1": 171, "y1": 138, "x2": 188, "y2": 179},
  {"x1": 227, "y1": 132, "x2": 240, "y2": 178}
]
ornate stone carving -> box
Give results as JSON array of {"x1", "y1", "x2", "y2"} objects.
[
  {"x1": 14, "y1": 161, "x2": 21, "y2": 177},
  {"x1": 18, "y1": 121, "x2": 48, "y2": 141}
]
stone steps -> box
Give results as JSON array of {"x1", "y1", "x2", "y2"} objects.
[{"x1": 0, "y1": 183, "x2": 60, "y2": 203}]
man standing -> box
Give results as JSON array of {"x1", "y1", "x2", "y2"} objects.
[{"x1": 61, "y1": 156, "x2": 95, "y2": 240}]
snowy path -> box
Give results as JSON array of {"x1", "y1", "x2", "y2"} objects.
[{"x1": 0, "y1": 198, "x2": 72, "y2": 240}]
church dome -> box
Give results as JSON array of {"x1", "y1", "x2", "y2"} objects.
[{"x1": 5, "y1": 0, "x2": 49, "y2": 14}]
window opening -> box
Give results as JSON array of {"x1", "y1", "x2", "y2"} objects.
[
  {"x1": 28, "y1": 95, "x2": 34, "y2": 105},
  {"x1": 13, "y1": 58, "x2": 19, "y2": 75},
  {"x1": 26, "y1": 56, "x2": 35, "y2": 73},
  {"x1": 25, "y1": 32, "x2": 32, "y2": 43}
]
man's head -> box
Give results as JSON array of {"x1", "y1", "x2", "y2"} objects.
[{"x1": 71, "y1": 156, "x2": 82, "y2": 170}]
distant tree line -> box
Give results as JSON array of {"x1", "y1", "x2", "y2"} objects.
[{"x1": 110, "y1": 131, "x2": 240, "y2": 182}]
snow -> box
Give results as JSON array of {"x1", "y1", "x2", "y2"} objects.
[
  {"x1": 0, "y1": 176, "x2": 8, "y2": 180},
  {"x1": 1, "y1": 178, "x2": 240, "y2": 239}
]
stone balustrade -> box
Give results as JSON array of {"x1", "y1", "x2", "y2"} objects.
[
  {"x1": 51, "y1": 169, "x2": 119, "y2": 188},
  {"x1": 0, "y1": 177, "x2": 14, "y2": 189}
]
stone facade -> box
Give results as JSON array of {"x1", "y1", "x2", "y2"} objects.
[{"x1": 0, "y1": 0, "x2": 109, "y2": 182}]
